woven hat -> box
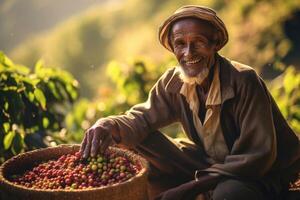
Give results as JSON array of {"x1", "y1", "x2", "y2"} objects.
[{"x1": 158, "y1": 5, "x2": 228, "y2": 52}]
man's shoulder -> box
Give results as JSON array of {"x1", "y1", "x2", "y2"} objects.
[
  {"x1": 221, "y1": 56, "x2": 256, "y2": 74},
  {"x1": 220, "y1": 56, "x2": 260, "y2": 83},
  {"x1": 159, "y1": 67, "x2": 183, "y2": 93},
  {"x1": 229, "y1": 60, "x2": 254, "y2": 73}
]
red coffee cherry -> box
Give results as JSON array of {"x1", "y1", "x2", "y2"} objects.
[{"x1": 10, "y1": 151, "x2": 141, "y2": 190}]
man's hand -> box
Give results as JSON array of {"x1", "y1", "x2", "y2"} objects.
[{"x1": 80, "y1": 118, "x2": 119, "y2": 159}]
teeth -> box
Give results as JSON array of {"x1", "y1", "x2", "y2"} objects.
[{"x1": 186, "y1": 58, "x2": 201, "y2": 64}]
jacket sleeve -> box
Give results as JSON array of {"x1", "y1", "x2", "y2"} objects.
[
  {"x1": 107, "y1": 68, "x2": 179, "y2": 148},
  {"x1": 204, "y1": 69, "x2": 277, "y2": 179}
]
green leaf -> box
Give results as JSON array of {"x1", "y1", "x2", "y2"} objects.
[
  {"x1": 22, "y1": 76, "x2": 40, "y2": 87},
  {"x1": 34, "y1": 59, "x2": 44, "y2": 75},
  {"x1": 3, "y1": 122, "x2": 10, "y2": 133},
  {"x1": 28, "y1": 91, "x2": 35, "y2": 102},
  {"x1": 6, "y1": 92, "x2": 25, "y2": 122},
  {"x1": 4, "y1": 102, "x2": 8, "y2": 110},
  {"x1": 14, "y1": 64, "x2": 30, "y2": 75},
  {"x1": 34, "y1": 88, "x2": 46, "y2": 110},
  {"x1": 11, "y1": 133, "x2": 24, "y2": 155},
  {"x1": 2, "y1": 86, "x2": 18, "y2": 91},
  {"x1": 283, "y1": 68, "x2": 299, "y2": 95},
  {"x1": 66, "y1": 84, "x2": 78, "y2": 101},
  {"x1": 42, "y1": 117, "x2": 49, "y2": 128},
  {"x1": 0, "y1": 64, "x2": 5, "y2": 72},
  {"x1": 0, "y1": 52, "x2": 14, "y2": 68},
  {"x1": 55, "y1": 81, "x2": 68, "y2": 100},
  {"x1": 48, "y1": 81, "x2": 60, "y2": 99},
  {"x1": 0, "y1": 73, "x2": 8, "y2": 81},
  {"x1": 4, "y1": 131, "x2": 15, "y2": 150}
]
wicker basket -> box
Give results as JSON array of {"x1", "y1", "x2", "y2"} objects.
[{"x1": 0, "y1": 144, "x2": 149, "y2": 200}]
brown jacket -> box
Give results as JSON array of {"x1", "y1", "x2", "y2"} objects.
[{"x1": 109, "y1": 54, "x2": 300, "y2": 180}]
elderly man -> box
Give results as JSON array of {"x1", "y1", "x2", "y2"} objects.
[{"x1": 81, "y1": 5, "x2": 300, "y2": 200}]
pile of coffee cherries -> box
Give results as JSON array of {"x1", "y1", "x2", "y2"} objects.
[
  {"x1": 10, "y1": 151, "x2": 141, "y2": 190},
  {"x1": 289, "y1": 173, "x2": 300, "y2": 191}
]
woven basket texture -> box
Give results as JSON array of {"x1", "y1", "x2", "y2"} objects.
[{"x1": 0, "y1": 144, "x2": 149, "y2": 200}]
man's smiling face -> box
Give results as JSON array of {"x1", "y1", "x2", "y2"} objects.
[{"x1": 170, "y1": 18, "x2": 218, "y2": 77}]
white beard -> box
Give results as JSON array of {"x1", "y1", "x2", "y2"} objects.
[{"x1": 178, "y1": 65, "x2": 210, "y2": 85}]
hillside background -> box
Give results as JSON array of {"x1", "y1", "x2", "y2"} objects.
[{"x1": 0, "y1": 0, "x2": 299, "y2": 162}]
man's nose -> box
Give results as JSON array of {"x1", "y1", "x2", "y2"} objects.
[{"x1": 184, "y1": 44, "x2": 195, "y2": 58}]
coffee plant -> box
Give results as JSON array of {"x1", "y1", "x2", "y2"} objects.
[
  {"x1": 270, "y1": 66, "x2": 300, "y2": 134},
  {"x1": 65, "y1": 58, "x2": 183, "y2": 143},
  {"x1": 0, "y1": 52, "x2": 79, "y2": 164}
]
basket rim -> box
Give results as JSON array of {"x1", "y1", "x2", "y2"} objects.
[{"x1": 0, "y1": 144, "x2": 149, "y2": 193}]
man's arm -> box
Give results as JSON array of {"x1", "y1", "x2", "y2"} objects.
[
  {"x1": 108, "y1": 68, "x2": 179, "y2": 147},
  {"x1": 81, "y1": 68, "x2": 179, "y2": 157}
]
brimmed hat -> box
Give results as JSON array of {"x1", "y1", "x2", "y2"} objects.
[{"x1": 158, "y1": 5, "x2": 228, "y2": 52}]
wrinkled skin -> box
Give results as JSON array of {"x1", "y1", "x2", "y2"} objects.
[
  {"x1": 170, "y1": 17, "x2": 220, "y2": 78},
  {"x1": 80, "y1": 17, "x2": 220, "y2": 158},
  {"x1": 80, "y1": 118, "x2": 119, "y2": 158}
]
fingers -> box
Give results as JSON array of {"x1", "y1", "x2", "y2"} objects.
[
  {"x1": 81, "y1": 119, "x2": 116, "y2": 158},
  {"x1": 91, "y1": 131, "x2": 100, "y2": 157},
  {"x1": 83, "y1": 130, "x2": 93, "y2": 159},
  {"x1": 99, "y1": 134, "x2": 112, "y2": 154}
]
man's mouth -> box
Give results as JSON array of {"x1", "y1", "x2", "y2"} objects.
[{"x1": 185, "y1": 58, "x2": 202, "y2": 65}]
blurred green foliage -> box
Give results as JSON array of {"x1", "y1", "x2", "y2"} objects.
[
  {"x1": 65, "y1": 57, "x2": 181, "y2": 142},
  {"x1": 9, "y1": 0, "x2": 300, "y2": 98},
  {"x1": 270, "y1": 66, "x2": 300, "y2": 133},
  {"x1": 0, "y1": 52, "x2": 79, "y2": 164},
  {"x1": 64, "y1": 60, "x2": 299, "y2": 145},
  {"x1": 1, "y1": 0, "x2": 299, "y2": 163}
]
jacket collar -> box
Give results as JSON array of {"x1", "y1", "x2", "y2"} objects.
[
  {"x1": 165, "y1": 54, "x2": 235, "y2": 104},
  {"x1": 218, "y1": 54, "x2": 235, "y2": 104}
]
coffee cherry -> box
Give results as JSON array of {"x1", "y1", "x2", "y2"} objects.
[
  {"x1": 97, "y1": 157, "x2": 103, "y2": 163},
  {"x1": 91, "y1": 164, "x2": 98, "y2": 171},
  {"x1": 120, "y1": 166, "x2": 126, "y2": 172},
  {"x1": 10, "y1": 150, "x2": 141, "y2": 190},
  {"x1": 71, "y1": 183, "x2": 78, "y2": 189}
]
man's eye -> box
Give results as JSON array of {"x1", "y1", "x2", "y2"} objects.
[
  {"x1": 174, "y1": 41, "x2": 185, "y2": 47},
  {"x1": 196, "y1": 39, "x2": 211, "y2": 48},
  {"x1": 195, "y1": 41, "x2": 207, "y2": 48}
]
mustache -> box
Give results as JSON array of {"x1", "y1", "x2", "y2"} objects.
[{"x1": 182, "y1": 56, "x2": 204, "y2": 62}]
